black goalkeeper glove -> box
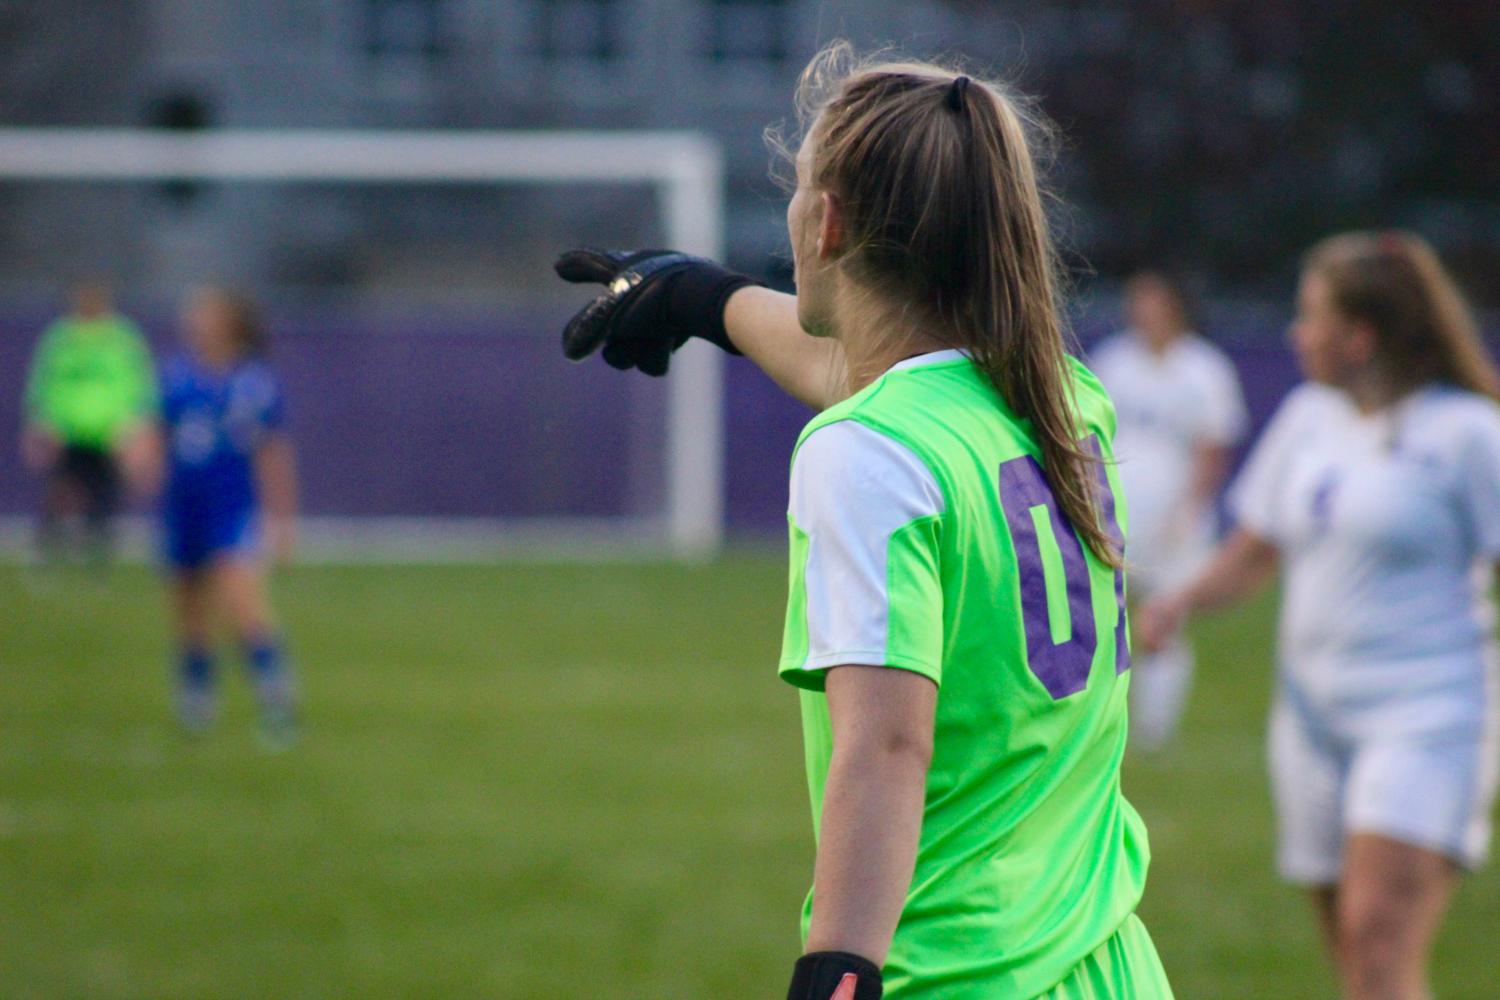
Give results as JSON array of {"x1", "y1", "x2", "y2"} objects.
[
  {"x1": 553, "y1": 248, "x2": 761, "y2": 376},
  {"x1": 787, "y1": 951, "x2": 883, "y2": 1000}
]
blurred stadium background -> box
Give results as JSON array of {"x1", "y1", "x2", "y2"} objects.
[{"x1": 2, "y1": 1, "x2": 1497, "y2": 997}]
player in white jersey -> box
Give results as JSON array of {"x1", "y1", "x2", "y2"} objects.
[
  {"x1": 1091, "y1": 272, "x2": 1247, "y2": 749},
  {"x1": 1137, "y1": 231, "x2": 1500, "y2": 1000}
]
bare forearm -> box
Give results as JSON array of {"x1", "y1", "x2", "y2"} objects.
[
  {"x1": 723, "y1": 286, "x2": 844, "y2": 411},
  {"x1": 1180, "y1": 528, "x2": 1278, "y2": 613},
  {"x1": 1187, "y1": 444, "x2": 1232, "y2": 513},
  {"x1": 805, "y1": 746, "x2": 927, "y2": 965},
  {"x1": 125, "y1": 425, "x2": 167, "y2": 498},
  {"x1": 255, "y1": 439, "x2": 298, "y2": 520}
]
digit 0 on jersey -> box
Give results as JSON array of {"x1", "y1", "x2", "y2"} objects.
[{"x1": 780, "y1": 351, "x2": 1164, "y2": 998}]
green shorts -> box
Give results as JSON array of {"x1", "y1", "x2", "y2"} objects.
[{"x1": 1034, "y1": 914, "x2": 1174, "y2": 1000}]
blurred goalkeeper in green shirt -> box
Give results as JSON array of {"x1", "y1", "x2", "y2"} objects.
[{"x1": 21, "y1": 283, "x2": 156, "y2": 565}]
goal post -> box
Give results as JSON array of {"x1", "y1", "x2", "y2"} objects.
[{"x1": 0, "y1": 127, "x2": 727, "y2": 559}]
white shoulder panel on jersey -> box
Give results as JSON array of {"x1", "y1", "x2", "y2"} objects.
[
  {"x1": 1437, "y1": 392, "x2": 1500, "y2": 559},
  {"x1": 1088, "y1": 333, "x2": 1133, "y2": 368},
  {"x1": 790, "y1": 420, "x2": 946, "y2": 671},
  {"x1": 1228, "y1": 382, "x2": 1345, "y2": 540},
  {"x1": 1184, "y1": 337, "x2": 1250, "y2": 445}
]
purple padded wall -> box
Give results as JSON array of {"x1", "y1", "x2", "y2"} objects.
[{"x1": 0, "y1": 303, "x2": 1428, "y2": 538}]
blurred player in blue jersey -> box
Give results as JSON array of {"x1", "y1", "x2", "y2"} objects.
[
  {"x1": 151, "y1": 288, "x2": 299, "y2": 747},
  {"x1": 1138, "y1": 232, "x2": 1500, "y2": 1000}
]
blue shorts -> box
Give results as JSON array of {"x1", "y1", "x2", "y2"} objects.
[{"x1": 163, "y1": 506, "x2": 260, "y2": 571}]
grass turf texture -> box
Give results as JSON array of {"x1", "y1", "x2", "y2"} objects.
[{"x1": 2, "y1": 558, "x2": 1497, "y2": 998}]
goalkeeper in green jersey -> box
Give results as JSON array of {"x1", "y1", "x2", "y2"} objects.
[
  {"x1": 557, "y1": 44, "x2": 1172, "y2": 1000},
  {"x1": 21, "y1": 283, "x2": 156, "y2": 565}
]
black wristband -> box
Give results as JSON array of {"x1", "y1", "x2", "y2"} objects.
[
  {"x1": 787, "y1": 951, "x2": 883, "y2": 1000},
  {"x1": 665, "y1": 264, "x2": 759, "y2": 355}
]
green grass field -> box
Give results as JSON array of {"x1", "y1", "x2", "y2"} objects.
[{"x1": 3, "y1": 557, "x2": 1497, "y2": 998}]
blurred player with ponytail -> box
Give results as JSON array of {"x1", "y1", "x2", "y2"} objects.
[
  {"x1": 1137, "y1": 231, "x2": 1500, "y2": 999},
  {"x1": 144, "y1": 288, "x2": 300, "y2": 748},
  {"x1": 558, "y1": 43, "x2": 1171, "y2": 999}
]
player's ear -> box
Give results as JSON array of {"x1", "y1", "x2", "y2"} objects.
[
  {"x1": 1346, "y1": 319, "x2": 1379, "y2": 366},
  {"x1": 817, "y1": 191, "x2": 846, "y2": 260}
]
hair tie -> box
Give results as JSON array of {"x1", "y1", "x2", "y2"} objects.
[{"x1": 946, "y1": 76, "x2": 970, "y2": 112}]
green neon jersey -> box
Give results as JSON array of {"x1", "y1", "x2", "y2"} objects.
[
  {"x1": 24, "y1": 313, "x2": 157, "y2": 449},
  {"x1": 779, "y1": 350, "x2": 1155, "y2": 999}
]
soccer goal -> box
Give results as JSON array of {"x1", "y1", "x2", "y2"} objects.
[{"x1": 0, "y1": 128, "x2": 727, "y2": 560}]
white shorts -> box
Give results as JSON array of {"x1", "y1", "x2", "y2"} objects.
[{"x1": 1268, "y1": 696, "x2": 1499, "y2": 884}]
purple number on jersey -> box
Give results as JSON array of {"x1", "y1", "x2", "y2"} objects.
[
  {"x1": 1309, "y1": 467, "x2": 1341, "y2": 535},
  {"x1": 999, "y1": 440, "x2": 1128, "y2": 699},
  {"x1": 1087, "y1": 438, "x2": 1130, "y2": 677}
]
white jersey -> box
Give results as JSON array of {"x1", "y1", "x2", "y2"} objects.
[
  {"x1": 1090, "y1": 332, "x2": 1247, "y2": 585},
  {"x1": 1230, "y1": 382, "x2": 1500, "y2": 732}
]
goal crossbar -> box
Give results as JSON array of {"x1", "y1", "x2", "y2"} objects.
[{"x1": 0, "y1": 127, "x2": 726, "y2": 558}]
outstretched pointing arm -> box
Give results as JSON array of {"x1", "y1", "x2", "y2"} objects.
[{"x1": 724, "y1": 286, "x2": 845, "y2": 412}]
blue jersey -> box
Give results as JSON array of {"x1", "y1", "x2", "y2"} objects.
[{"x1": 159, "y1": 355, "x2": 284, "y2": 568}]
